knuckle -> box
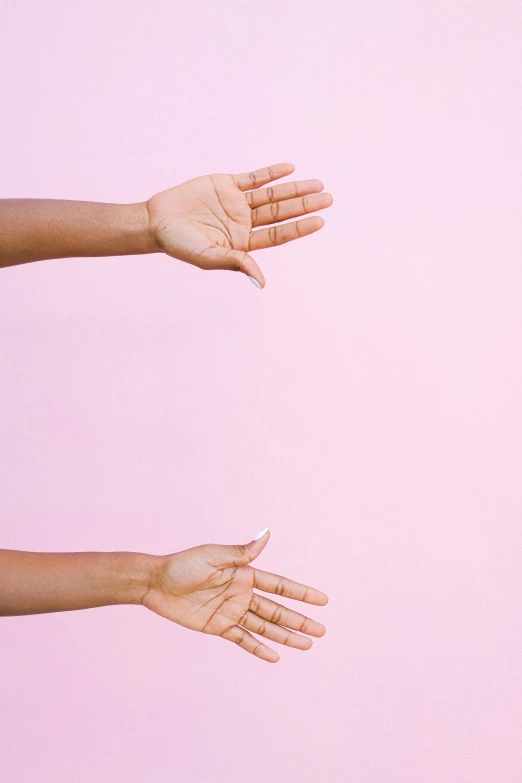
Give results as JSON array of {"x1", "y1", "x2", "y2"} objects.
[
  {"x1": 275, "y1": 579, "x2": 286, "y2": 597},
  {"x1": 228, "y1": 251, "x2": 244, "y2": 273}
]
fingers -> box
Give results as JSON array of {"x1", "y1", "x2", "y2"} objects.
[
  {"x1": 249, "y1": 216, "x2": 325, "y2": 252},
  {"x1": 208, "y1": 528, "x2": 270, "y2": 569},
  {"x1": 240, "y1": 610, "x2": 312, "y2": 650},
  {"x1": 246, "y1": 178, "x2": 325, "y2": 210},
  {"x1": 221, "y1": 624, "x2": 280, "y2": 663},
  {"x1": 233, "y1": 162, "x2": 295, "y2": 192},
  {"x1": 251, "y1": 191, "x2": 333, "y2": 229},
  {"x1": 200, "y1": 247, "x2": 265, "y2": 289},
  {"x1": 246, "y1": 179, "x2": 325, "y2": 209},
  {"x1": 249, "y1": 593, "x2": 326, "y2": 638},
  {"x1": 253, "y1": 567, "x2": 329, "y2": 605}
]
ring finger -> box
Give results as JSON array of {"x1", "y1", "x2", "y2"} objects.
[
  {"x1": 240, "y1": 610, "x2": 313, "y2": 650},
  {"x1": 245, "y1": 178, "x2": 325, "y2": 210}
]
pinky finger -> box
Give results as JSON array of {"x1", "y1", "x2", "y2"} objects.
[
  {"x1": 221, "y1": 625, "x2": 280, "y2": 663},
  {"x1": 233, "y1": 162, "x2": 295, "y2": 192}
]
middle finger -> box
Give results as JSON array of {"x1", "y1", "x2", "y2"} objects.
[
  {"x1": 250, "y1": 593, "x2": 326, "y2": 637},
  {"x1": 251, "y1": 191, "x2": 333, "y2": 228}
]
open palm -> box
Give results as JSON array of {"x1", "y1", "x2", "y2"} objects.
[
  {"x1": 142, "y1": 530, "x2": 328, "y2": 663},
  {"x1": 146, "y1": 162, "x2": 333, "y2": 288}
]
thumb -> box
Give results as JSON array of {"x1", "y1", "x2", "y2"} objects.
[
  {"x1": 212, "y1": 528, "x2": 270, "y2": 568},
  {"x1": 202, "y1": 247, "x2": 266, "y2": 289}
]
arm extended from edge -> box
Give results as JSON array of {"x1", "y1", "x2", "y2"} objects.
[{"x1": 0, "y1": 199, "x2": 156, "y2": 268}]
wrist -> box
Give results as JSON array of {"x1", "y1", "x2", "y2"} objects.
[
  {"x1": 108, "y1": 551, "x2": 162, "y2": 606},
  {"x1": 119, "y1": 202, "x2": 159, "y2": 256}
]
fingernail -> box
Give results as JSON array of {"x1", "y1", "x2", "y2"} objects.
[
  {"x1": 254, "y1": 527, "x2": 269, "y2": 540},
  {"x1": 248, "y1": 276, "x2": 263, "y2": 290}
]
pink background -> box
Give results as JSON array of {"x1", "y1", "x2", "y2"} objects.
[{"x1": 1, "y1": 2, "x2": 522, "y2": 781}]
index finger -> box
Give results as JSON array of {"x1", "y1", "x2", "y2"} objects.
[
  {"x1": 252, "y1": 568, "x2": 329, "y2": 605},
  {"x1": 233, "y1": 162, "x2": 295, "y2": 192}
]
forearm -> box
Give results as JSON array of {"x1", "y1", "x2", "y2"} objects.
[
  {"x1": 0, "y1": 549, "x2": 157, "y2": 616},
  {"x1": 0, "y1": 199, "x2": 157, "y2": 268}
]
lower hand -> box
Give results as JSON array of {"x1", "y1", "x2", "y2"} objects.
[
  {"x1": 142, "y1": 529, "x2": 328, "y2": 663},
  {"x1": 146, "y1": 162, "x2": 334, "y2": 289}
]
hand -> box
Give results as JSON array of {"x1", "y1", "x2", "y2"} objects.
[
  {"x1": 145, "y1": 162, "x2": 333, "y2": 288},
  {"x1": 142, "y1": 529, "x2": 328, "y2": 663}
]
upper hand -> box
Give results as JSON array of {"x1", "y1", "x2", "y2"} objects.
[
  {"x1": 142, "y1": 529, "x2": 328, "y2": 663},
  {"x1": 145, "y1": 162, "x2": 333, "y2": 288}
]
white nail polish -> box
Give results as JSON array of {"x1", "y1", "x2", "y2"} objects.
[
  {"x1": 254, "y1": 527, "x2": 269, "y2": 540},
  {"x1": 248, "y1": 276, "x2": 263, "y2": 290}
]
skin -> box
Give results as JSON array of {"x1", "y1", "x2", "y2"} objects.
[
  {"x1": 1, "y1": 162, "x2": 332, "y2": 661},
  {"x1": 142, "y1": 530, "x2": 328, "y2": 662},
  {"x1": 0, "y1": 161, "x2": 333, "y2": 287},
  {"x1": 146, "y1": 162, "x2": 333, "y2": 287},
  {"x1": 0, "y1": 531, "x2": 328, "y2": 663}
]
